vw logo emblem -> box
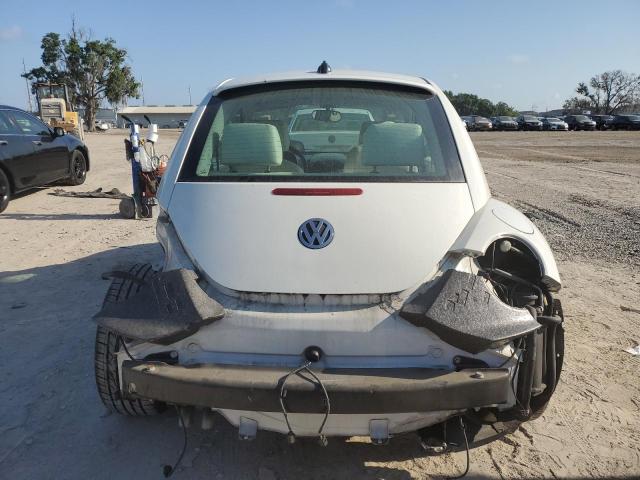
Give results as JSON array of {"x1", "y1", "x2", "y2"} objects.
[{"x1": 298, "y1": 218, "x2": 334, "y2": 249}]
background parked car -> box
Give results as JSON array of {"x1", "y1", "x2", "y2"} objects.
[
  {"x1": 466, "y1": 115, "x2": 492, "y2": 131},
  {"x1": 564, "y1": 114, "x2": 596, "y2": 131},
  {"x1": 589, "y1": 115, "x2": 613, "y2": 130},
  {"x1": 0, "y1": 105, "x2": 89, "y2": 213},
  {"x1": 491, "y1": 116, "x2": 518, "y2": 131},
  {"x1": 541, "y1": 117, "x2": 569, "y2": 131},
  {"x1": 516, "y1": 115, "x2": 543, "y2": 130},
  {"x1": 606, "y1": 114, "x2": 640, "y2": 130}
]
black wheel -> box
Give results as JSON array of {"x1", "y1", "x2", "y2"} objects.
[
  {"x1": 67, "y1": 150, "x2": 87, "y2": 185},
  {"x1": 94, "y1": 263, "x2": 164, "y2": 416},
  {"x1": 0, "y1": 169, "x2": 10, "y2": 213},
  {"x1": 141, "y1": 202, "x2": 153, "y2": 218}
]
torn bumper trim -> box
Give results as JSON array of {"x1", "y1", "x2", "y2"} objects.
[
  {"x1": 93, "y1": 268, "x2": 225, "y2": 345},
  {"x1": 122, "y1": 361, "x2": 510, "y2": 414}
]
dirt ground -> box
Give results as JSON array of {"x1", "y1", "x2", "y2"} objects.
[{"x1": 1, "y1": 130, "x2": 639, "y2": 479}]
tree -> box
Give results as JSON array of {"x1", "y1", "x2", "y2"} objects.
[
  {"x1": 23, "y1": 22, "x2": 139, "y2": 131},
  {"x1": 564, "y1": 70, "x2": 640, "y2": 114},
  {"x1": 562, "y1": 96, "x2": 593, "y2": 114},
  {"x1": 443, "y1": 90, "x2": 519, "y2": 117}
]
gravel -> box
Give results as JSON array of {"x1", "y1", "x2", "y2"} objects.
[{"x1": 474, "y1": 131, "x2": 640, "y2": 269}]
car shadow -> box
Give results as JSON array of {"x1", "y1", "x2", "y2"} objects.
[
  {"x1": 0, "y1": 243, "x2": 501, "y2": 479},
  {"x1": 9, "y1": 182, "x2": 71, "y2": 201},
  {"x1": 0, "y1": 212, "x2": 122, "y2": 220},
  {"x1": 9, "y1": 186, "x2": 50, "y2": 200}
]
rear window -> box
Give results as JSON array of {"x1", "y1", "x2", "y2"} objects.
[
  {"x1": 179, "y1": 81, "x2": 465, "y2": 183},
  {"x1": 0, "y1": 111, "x2": 19, "y2": 134}
]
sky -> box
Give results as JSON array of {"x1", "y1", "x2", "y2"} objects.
[{"x1": 1, "y1": 0, "x2": 639, "y2": 112}]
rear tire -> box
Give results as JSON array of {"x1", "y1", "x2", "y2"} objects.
[
  {"x1": 67, "y1": 150, "x2": 87, "y2": 186},
  {"x1": 0, "y1": 169, "x2": 10, "y2": 213},
  {"x1": 94, "y1": 263, "x2": 164, "y2": 416}
]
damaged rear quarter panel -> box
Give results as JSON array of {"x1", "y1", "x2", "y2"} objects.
[{"x1": 449, "y1": 198, "x2": 561, "y2": 291}]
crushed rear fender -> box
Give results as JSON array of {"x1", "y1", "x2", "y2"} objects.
[
  {"x1": 93, "y1": 268, "x2": 225, "y2": 344},
  {"x1": 449, "y1": 198, "x2": 561, "y2": 291}
]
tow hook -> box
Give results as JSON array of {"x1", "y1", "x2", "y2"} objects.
[
  {"x1": 420, "y1": 437, "x2": 449, "y2": 454},
  {"x1": 418, "y1": 423, "x2": 450, "y2": 455}
]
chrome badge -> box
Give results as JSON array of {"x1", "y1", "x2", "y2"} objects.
[{"x1": 298, "y1": 218, "x2": 334, "y2": 249}]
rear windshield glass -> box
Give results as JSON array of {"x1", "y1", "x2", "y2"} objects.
[{"x1": 179, "y1": 81, "x2": 465, "y2": 183}]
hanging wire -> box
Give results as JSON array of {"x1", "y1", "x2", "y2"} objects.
[{"x1": 279, "y1": 361, "x2": 331, "y2": 446}]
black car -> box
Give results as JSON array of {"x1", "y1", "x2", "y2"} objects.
[
  {"x1": 606, "y1": 114, "x2": 640, "y2": 130},
  {"x1": 589, "y1": 115, "x2": 613, "y2": 130},
  {"x1": 563, "y1": 115, "x2": 596, "y2": 131},
  {"x1": 0, "y1": 105, "x2": 89, "y2": 213},
  {"x1": 491, "y1": 116, "x2": 518, "y2": 131},
  {"x1": 516, "y1": 115, "x2": 543, "y2": 131}
]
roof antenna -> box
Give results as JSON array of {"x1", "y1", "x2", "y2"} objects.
[{"x1": 317, "y1": 61, "x2": 331, "y2": 74}]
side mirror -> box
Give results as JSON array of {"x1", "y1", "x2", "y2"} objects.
[{"x1": 53, "y1": 127, "x2": 66, "y2": 137}]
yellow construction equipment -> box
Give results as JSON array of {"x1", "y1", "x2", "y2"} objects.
[{"x1": 34, "y1": 82, "x2": 85, "y2": 140}]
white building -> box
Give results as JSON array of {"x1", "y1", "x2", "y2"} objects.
[{"x1": 116, "y1": 105, "x2": 197, "y2": 128}]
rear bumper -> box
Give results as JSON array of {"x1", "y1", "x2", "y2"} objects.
[{"x1": 122, "y1": 361, "x2": 510, "y2": 414}]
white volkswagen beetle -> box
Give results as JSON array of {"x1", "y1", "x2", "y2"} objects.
[{"x1": 94, "y1": 63, "x2": 564, "y2": 456}]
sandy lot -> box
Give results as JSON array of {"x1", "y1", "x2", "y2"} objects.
[{"x1": 1, "y1": 130, "x2": 639, "y2": 479}]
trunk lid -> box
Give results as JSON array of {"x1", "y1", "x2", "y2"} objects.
[{"x1": 168, "y1": 182, "x2": 474, "y2": 294}]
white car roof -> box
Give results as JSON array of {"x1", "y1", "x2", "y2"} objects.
[{"x1": 212, "y1": 69, "x2": 433, "y2": 95}]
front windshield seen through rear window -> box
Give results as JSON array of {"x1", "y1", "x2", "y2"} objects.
[
  {"x1": 180, "y1": 82, "x2": 465, "y2": 182},
  {"x1": 291, "y1": 111, "x2": 373, "y2": 132}
]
